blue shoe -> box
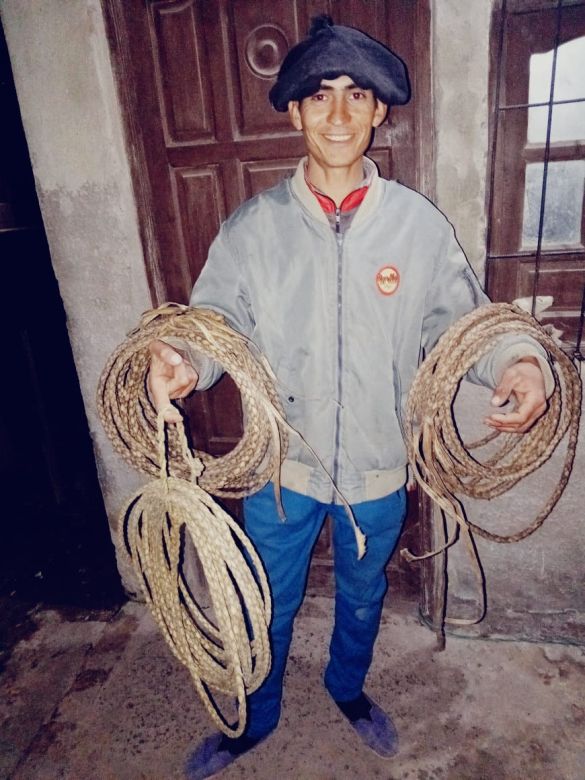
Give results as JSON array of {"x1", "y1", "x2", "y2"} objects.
[
  {"x1": 184, "y1": 732, "x2": 268, "y2": 779},
  {"x1": 338, "y1": 694, "x2": 399, "y2": 758}
]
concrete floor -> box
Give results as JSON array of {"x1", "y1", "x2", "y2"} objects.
[{"x1": 2, "y1": 596, "x2": 585, "y2": 780}]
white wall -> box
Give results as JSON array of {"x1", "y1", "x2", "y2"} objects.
[{"x1": 433, "y1": 0, "x2": 493, "y2": 277}]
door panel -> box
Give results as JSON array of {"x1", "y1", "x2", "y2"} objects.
[
  {"x1": 173, "y1": 165, "x2": 227, "y2": 289},
  {"x1": 152, "y1": 2, "x2": 216, "y2": 143},
  {"x1": 103, "y1": 0, "x2": 431, "y2": 603},
  {"x1": 242, "y1": 159, "x2": 300, "y2": 198},
  {"x1": 227, "y1": 2, "x2": 300, "y2": 136}
]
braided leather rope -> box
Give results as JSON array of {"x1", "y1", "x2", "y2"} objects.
[
  {"x1": 119, "y1": 414, "x2": 271, "y2": 737},
  {"x1": 401, "y1": 303, "x2": 582, "y2": 637},
  {"x1": 97, "y1": 304, "x2": 290, "y2": 736},
  {"x1": 97, "y1": 303, "x2": 288, "y2": 497}
]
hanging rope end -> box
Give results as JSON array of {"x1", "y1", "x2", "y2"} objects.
[{"x1": 355, "y1": 528, "x2": 367, "y2": 560}]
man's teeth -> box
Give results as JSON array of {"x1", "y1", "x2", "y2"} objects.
[{"x1": 324, "y1": 134, "x2": 352, "y2": 141}]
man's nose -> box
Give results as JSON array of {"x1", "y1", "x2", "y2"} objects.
[{"x1": 328, "y1": 97, "x2": 350, "y2": 124}]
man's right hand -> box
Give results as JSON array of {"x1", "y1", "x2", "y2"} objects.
[{"x1": 148, "y1": 340, "x2": 199, "y2": 423}]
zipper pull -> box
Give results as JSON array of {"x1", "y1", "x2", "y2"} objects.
[{"x1": 335, "y1": 207, "x2": 341, "y2": 233}]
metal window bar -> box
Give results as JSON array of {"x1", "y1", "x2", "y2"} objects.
[
  {"x1": 531, "y1": 0, "x2": 563, "y2": 317},
  {"x1": 486, "y1": 0, "x2": 585, "y2": 364},
  {"x1": 499, "y1": 97, "x2": 585, "y2": 110}
]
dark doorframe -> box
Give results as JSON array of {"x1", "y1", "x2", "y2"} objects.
[{"x1": 0, "y1": 19, "x2": 124, "y2": 612}]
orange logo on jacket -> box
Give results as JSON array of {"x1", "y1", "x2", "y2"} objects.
[{"x1": 376, "y1": 265, "x2": 400, "y2": 296}]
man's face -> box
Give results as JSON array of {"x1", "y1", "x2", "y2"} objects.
[{"x1": 287, "y1": 75, "x2": 387, "y2": 174}]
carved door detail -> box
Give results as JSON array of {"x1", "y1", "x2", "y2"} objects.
[{"x1": 104, "y1": 0, "x2": 431, "y2": 601}]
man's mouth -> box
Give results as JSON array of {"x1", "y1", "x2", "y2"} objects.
[{"x1": 323, "y1": 134, "x2": 353, "y2": 142}]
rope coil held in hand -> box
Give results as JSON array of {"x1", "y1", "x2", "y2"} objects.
[
  {"x1": 98, "y1": 303, "x2": 288, "y2": 497},
  {"x1": 97, "y1": 304, "x2": 291, "y2": 736},
  {"x1": 401, "y1": 303, "x2": 582, "y2": 638}
]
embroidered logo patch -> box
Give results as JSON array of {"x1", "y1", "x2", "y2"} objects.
[{"x1": 375, "y1": 265, "x2": 400, "y2": 296}]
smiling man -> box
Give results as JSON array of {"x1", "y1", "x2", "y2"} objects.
[
  {"x1": 148, "y1": 16, "x2": 550, "y2": 779},
  {"x1": 287, "y1": 75, "x2": 387, "y2": 204}
]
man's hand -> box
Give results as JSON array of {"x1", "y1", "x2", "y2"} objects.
[
  {"x1": 485, "y1": 357, "x2": 547, "y2": 433},
  {"x1": 148, "y1": 340, "x2": 198, "y2": 423}
]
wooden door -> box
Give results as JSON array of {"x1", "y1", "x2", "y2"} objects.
[{"x1": 104, "y1": 0, "x2": 431, "y2": 602}]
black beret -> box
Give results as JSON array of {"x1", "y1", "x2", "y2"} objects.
[{"x1": 269, "y1": 15, "x2": 410, "y2": 111}]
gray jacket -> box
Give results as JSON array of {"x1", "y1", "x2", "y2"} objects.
[{"x1": 187, "y1": 159, "x2": 550, "y2": 504}]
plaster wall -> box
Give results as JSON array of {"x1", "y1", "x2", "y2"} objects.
[
  {"x1": 0, "y1": 0, "x2": 149, "y2": 592},
  {"x1": 432, "y1": 0, "x2": 493, "y2": 277}
]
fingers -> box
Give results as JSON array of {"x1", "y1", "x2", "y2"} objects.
[
  {"x1": 149, "y1": 339, "x2": 183, "y2": 367},
  {"x1": 147, "y1": 364, "x2": 181, "y2": 422},
  {"x1": 485, "y1": 401, "x2": 547, "y2": 433},
  {"x1": 491, "y1": 377, "x2": 513, "y2": 409},
  {"x1": 147, "y1": 340, "x2": 198, "y2": 423},
  {"x1": 159, "y1": 404, "x2": 183, "y2": 424},
  {"x1": 484, "y1": 360, "x2": 547, "y2": 433},
  {"x1": 148, "y1": 341, "x2": 199, "y2": 397}
]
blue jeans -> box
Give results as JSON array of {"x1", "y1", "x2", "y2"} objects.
[{"x1": 243, "y1": 483, "x2": 407, "y2": 739}]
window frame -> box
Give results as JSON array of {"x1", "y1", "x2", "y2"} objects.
[{"x1": 486, "y1": 0, "x2": 585, "y2": 358}]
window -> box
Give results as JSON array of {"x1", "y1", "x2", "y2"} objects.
[{"x1": 487, "y1": 0, "x2": 585, "y2": 360}]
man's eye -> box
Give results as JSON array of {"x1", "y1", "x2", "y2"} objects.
[
  {"x1": 351, "y1": 91, "x2": 366, "y2": 100},
  {"x1": 311, "y1": 93, "x2": 326, "y2": 101}
]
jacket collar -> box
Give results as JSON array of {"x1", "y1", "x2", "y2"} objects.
[{"x1": 290, "y1": 156, "x2": 383, "y2": 228}]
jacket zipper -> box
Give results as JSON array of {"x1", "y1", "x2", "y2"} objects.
[{"x1": 332, "y1": 207, "x2": 344, "y2": 498}]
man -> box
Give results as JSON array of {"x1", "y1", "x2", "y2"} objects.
[{"x1": 149, "y1": 17, "x2": 549, "y2": 778}]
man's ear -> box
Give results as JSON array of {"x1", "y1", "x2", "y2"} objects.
[
  {"x1": 288, "y1": 100, "x2": 303, "y2": 131},
  {"x1": 372, "y1": 100, "x2": 389, "y2": 127}
]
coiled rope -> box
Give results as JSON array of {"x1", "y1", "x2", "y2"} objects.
[
  {"x1": 121, "y1": 414, "x2": 272, "y2": 736},
  {"x1": 401, "y1": 303, "x2": 582, "y2": 640},
  {"x1": 98, "y1": 303, "x2": 288, "y2": 498},
  {"x1": 97, "y1": 304, "x2": 289, "y2": 736},
  {"x1": 97, "y1": 303, "x2": 365, "y2": 735}
]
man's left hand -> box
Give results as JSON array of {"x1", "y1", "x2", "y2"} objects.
[{"x1": 485, "y1": 357, "x2": 548, "y2": 433}]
